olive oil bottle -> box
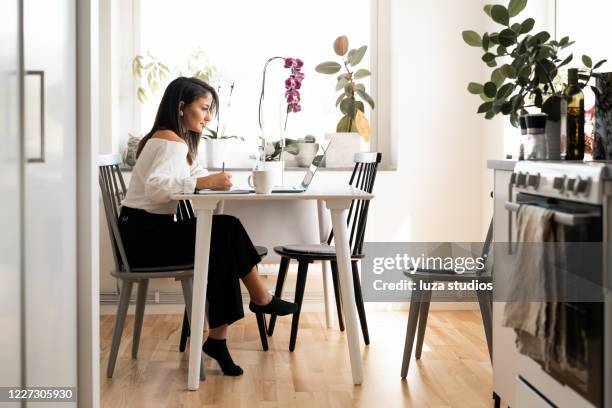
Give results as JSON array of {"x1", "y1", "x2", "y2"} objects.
[{"x1": 562, "y1": 68, "x2": 585, "y2": 160}]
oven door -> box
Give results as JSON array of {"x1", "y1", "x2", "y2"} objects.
[{"x1": 507, "y1": 193, "x2": 604, "y2": 408}]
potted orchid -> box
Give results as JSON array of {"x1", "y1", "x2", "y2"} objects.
[
  {"x1": 257, "y1": 56, "x2": 305, "y2": 182},
  {"x1": 316, "y1": 35, "x2": 375, "y2": 167}
]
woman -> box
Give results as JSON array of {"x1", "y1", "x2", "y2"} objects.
[{"x1": 119, "y1": 77, "x2": 297, "y2": 376}]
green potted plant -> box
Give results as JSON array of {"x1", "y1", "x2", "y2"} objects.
[
  {"x1": 461, "y1": 0, "x2": 605, "y2": 149},
  {"x1": 316, "y1": 35, "x2": 375, "y2": 167}
]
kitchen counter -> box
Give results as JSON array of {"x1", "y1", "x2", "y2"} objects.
[{"x1": 487, "y1": 159, "x2": 517, "y2": 171}]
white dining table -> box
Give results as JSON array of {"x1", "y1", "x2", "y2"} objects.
[{"x1": 172, "y1": 186, "x2": 374, "y2": 390}]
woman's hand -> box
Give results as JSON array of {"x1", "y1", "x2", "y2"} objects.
[{"x1": 196, "y1": 172, "x2": 233, "y2": 191}]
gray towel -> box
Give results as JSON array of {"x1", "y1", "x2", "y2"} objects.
[{"x1": 502, "y1": 205, "x2": 566, "y2": 367}]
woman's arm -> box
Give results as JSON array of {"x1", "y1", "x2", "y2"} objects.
[{"x1": 196, "y1": 173, "x2": 233, "y2": 190}]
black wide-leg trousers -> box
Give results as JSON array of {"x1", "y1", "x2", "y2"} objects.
[{"x1": 118, "y1": 206, "x2": 262, "y2": 329}]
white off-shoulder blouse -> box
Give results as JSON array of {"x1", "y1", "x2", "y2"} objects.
[{"x1": 121, "y1": 138, "x2": 208, "y2": 214}]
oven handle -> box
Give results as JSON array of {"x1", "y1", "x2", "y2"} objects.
[{"x1": 504, "y1": 202, "x2": 600, "y2": 227}]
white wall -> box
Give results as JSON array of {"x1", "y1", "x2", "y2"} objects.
[{"x1": 377, "y1": 0, "x2": 493, "y2": 242}]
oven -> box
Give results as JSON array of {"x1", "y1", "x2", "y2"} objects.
[{"x1": 502, "y1": 161, "x2": 612, "y2": 408}]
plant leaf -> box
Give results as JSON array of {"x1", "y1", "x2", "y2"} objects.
[
  {"x1": 520, "y1": 18, "x2": 535, "y2": 34},
  {"x1": 482, "y1": 52, "x2": 496, "y2": 63},
  {"x1": 340, "y1": 98, "x2": 357, "y2": 118},
  {"x1": 484, "y1": 82, "x2": 498, "y2": 98},
  {"x1": 582, "y1": 55, "x2": 593, "y2": 68},
  {"x1": 356, "y1": 89, "x2": 375, "y2": 110},
  {"x1": 491, "y1": 5, "x2": 509, "y2": 26},
  {"x1": 354, "y1": 69, "x2": 371, "y2": 79},
  {"x1": 336, "y1": 93, "x2": 346, "y2": 107},
  {"x1": 501, "y1": 64, "x2": 517, "y2": 78},
  {"x1": 491, "y1": 68, "x2": 506, "y2": 86},
  {"x1": 137, "y1": 87, "x2": 146, "y2": 103},
  {"x1": 558, "y1": 54, "x2": 573, "y2": 68},
  {"x1": 333, "y1": 35, "x2": 349, "y2": 56},
  {"x1": 482, "y1": 33, "x2": 490, "y2": 51},
  {"x1": 462, "y1": 31, "x2": 482, "y2": 47},
  {"x1": 531, "y1": 31, "x2": 551, "y2": 44},
  {"x1": 336, "y1": 77, "x2": 349, "y2": 91},
  {"x1": 497, "y1": 83, "x2": 515, "y2": 99},
  {"x1": 594, "y1": 59, "x2": 608, "y2": 70},
  {"x1": 498, "y1": 29, "x2": 517, "y2": 47},
  {"x1": 478, "y1": 101, "x2": 493, "y2": 114},
  {"x1": 355, "y1": 110, "x2": 371, "y2": 142},
  {"x1": 315, "y1": 61, "x2": 342, "y2": 74},
  {"x1": 508, "y1": 0, "x2": 527, "y2": 17},
  {"x1": 468, "y1": 82, "x2": 484, "y2": 94},
  {"x1": 349, "y1": 45, "x2": 368, "y2": 66},
  {"x1": 483, "y1": 4, "x2": 493, "y2": 17},
  {"x1": 337, "y1": 115, "x2": 357, "y2": 132}
]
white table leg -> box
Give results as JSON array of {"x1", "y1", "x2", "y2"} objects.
[
  {"x1": 326, "y1": 199, "x2": 364, "y2": 385},
  {"x1": 188, "y1": 202, "x2": 217, "y2": 390},
  {"x1": 317, "y1": 200, "x2": 334, "y2": 328}
]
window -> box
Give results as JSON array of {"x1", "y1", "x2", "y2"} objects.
[{"x1": 136, "y1": 0, "x2": 373, "y2": 165}]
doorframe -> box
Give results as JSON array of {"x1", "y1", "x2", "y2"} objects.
[{"x1": 76, "y1": 0, "x2": 100, "y2": 406}]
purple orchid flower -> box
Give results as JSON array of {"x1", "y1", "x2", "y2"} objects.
[
  {"x1": 285, "y1": 76, "x2": 302, "y2": 90},
  {"x1": 288, "y1": 103, "x2": 302, "y2": 113}
]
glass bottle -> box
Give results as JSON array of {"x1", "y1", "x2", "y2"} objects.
[{"x1": 563, "y1": 68, "x2": 585, "y2": 160}]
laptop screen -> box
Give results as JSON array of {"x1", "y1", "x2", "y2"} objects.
[{"x1": 300, "y1": 139, "x2": 331, "y2": 189}]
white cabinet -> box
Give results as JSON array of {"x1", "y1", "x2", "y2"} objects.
[{"x1": 489, "y1": 162, "x2": 519, "y2": 408}]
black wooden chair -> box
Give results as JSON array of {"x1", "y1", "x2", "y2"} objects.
[
  {"x1": 400, "y1": 220, "x2": 494, "y2": 378},
  {"x1": 99, "y1": 154, "x2": 205, "y2": 379},
  {"x1": 266, "y1": 152, "x2": 382, "y2": 351}
]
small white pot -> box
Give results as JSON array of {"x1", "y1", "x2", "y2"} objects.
[
  {"x1": 324, "y1": 132, "x2": 363, "y2": 167},
  {"x1": 295, "y1": 142, "x2": 319, "y2": 167},
  {"x1": 200, "y1": 139, "x2": 226, "y2": 168}
]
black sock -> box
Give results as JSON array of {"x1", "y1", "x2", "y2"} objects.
[
  {"x1": 249, "y1": 295, "x2": 298, "y2": 316},
  {"x1": 202, "y1": 338, "x2": 243, "y2": 376}
]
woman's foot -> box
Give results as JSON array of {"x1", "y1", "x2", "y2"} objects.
[
  {"x1": 249, "y1": 295, "x2": 298, "y2": 316},
  {"x1": 202, "y1": 337, "x2": 243, "y2": 376}
]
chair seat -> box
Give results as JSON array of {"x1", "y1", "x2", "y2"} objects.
[
  {"x1": 403, "y1": 269, "x2": 491, "y2": 282},
  {"x1": 255, "y1": 245, "x2": 268, "y2": 258},
  {"x1": 111, "y1": 264, "x2": 194, "y2": 280},
  {"x1": 274, "y1": 244, "x2": 365, "y2": 261}
]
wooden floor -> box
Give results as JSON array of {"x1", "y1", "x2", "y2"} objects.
[{"x1": 100, "y1": 309, "x2": 493, "y2": 408}]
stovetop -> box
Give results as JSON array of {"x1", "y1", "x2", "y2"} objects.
[{"x1": 512, "y1": 161, "x2": 612, "y2": 204}]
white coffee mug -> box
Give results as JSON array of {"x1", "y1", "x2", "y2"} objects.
[{"x1": 248, "y1": 170, "x2": 273, "y2": 194}]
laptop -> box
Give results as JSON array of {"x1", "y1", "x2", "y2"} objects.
[{"x1": 242, "y1": 139, "x2": 330, "y2": 193}]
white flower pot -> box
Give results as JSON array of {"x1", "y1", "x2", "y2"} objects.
[
  {"x1": 264, "y1": 160, "x2": 285, "y2": 186},
  {"x1": 295, "y1": 142, "x2": 319, "y2": 167},
  {"x1": 324, "y1": 132, "x2": 362, "y2": 167},
  {"x1": 200, "y1": 139, "x2": 226, "y2": 168}
]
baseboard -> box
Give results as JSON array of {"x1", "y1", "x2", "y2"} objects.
[{"x1": 99, "y1": 291, "x2": 479, "y2": 316}]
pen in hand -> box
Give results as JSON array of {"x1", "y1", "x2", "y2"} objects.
[{"x1": 222, "y1": 162, "x2": 225, "y2": 173}]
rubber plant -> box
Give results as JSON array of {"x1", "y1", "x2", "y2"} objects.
[
  {"x1": 315, "y1": 35, "x2": 375, "y2": 141},
  {"x1": 462, "y1": 0, "x2": 606, "y2": 127}
]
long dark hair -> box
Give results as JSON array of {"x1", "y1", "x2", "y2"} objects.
[{"x1": 136, "y1": 77, "x2": 219, "y2": 164}]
